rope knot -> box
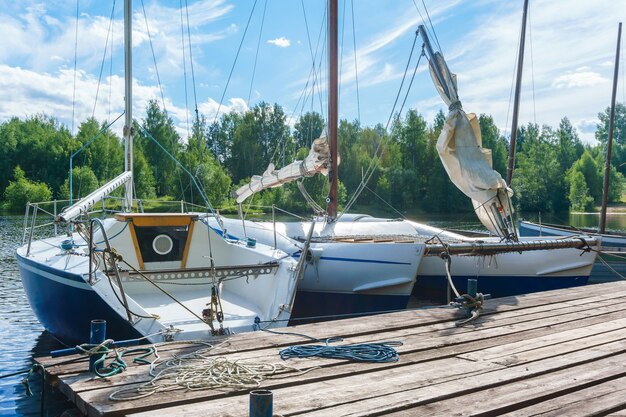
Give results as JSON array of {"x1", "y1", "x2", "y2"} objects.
[{"x1": 448, "y1": 100, "x2": 462, "y2": 111}]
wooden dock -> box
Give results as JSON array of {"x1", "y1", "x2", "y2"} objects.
[{"x1": 37, "y1": 280, "x2": 626, "y2": 416}]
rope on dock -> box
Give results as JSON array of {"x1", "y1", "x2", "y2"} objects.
[
  {"x1": 108, "y1": 344, "x2": 306, "y2": 401},
  {"x1": 279, "y1": 337, "x2": 402, "y2": 363}
]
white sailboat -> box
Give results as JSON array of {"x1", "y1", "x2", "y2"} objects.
[
  {"x1": 15, "y1": 0, "x2": 299, "y2": 346},
  {"x1": 218, "y1": 0, "x2": 601, "y2": 314}
]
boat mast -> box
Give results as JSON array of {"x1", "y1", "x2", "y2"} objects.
[
  {"x1": 327, "y1": 0, "x2": 339, "y2": 220},
  {"x1": 599, "y1": 22, "x2": 622, "y2": 234},
  {"x1": 506, "y1": 0, "x2": 529, "y2": 186},
  {"x1": 123, "y1": 0, "x2": 134, "y2": 211}
]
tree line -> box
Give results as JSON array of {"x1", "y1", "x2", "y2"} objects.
[{"x1": 1, "y1": 100, "x2": 624, "y2": 215}]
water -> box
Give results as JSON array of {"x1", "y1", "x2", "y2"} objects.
[
  {"x1": 0, "y1": 211, "x2": 625, "y2": 416},
  {"x1": 0, "y1": 216, "x2": 71, "y2": 417}
]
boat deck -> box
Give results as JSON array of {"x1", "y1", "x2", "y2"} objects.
[{"x1": 36, "y1": 280, "x2": 626, "y2": 416}]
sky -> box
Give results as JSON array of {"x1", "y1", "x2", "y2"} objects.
[{"x1": 0, "y1": 0, "x2": 625, "y2": 144}]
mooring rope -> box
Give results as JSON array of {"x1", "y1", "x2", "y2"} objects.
[
  {"x1": 279, "y1": 337, "x2": 402, "y2": 363},
  {"x1": 108, "y1": 344, "x2": 305, "y2": 401}
]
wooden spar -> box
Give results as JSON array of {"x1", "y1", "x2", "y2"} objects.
[
  {"x1": 423, "y1": 236, "x2": 599, "y2": 257},
  {"x1": 599, "y1": 22, "x2": 622, "y2": 234},
  {"x1": 505, "y1": 0, "x2": 529, "y2": 186},
  {"x1": 327, "y1": 0, "x2": 339, "y2": 220}
]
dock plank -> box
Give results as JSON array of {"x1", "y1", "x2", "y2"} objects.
[{"x1": 31, "y1": 281, "x2": 626, "y2": 417}]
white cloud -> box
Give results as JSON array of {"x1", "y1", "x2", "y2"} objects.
[
  {"x1": 267, "y1": 37, "x2": 291, "y2": 48},
  {"x1": 552, "y1": 71, "x2": 607, "y2": 89}
]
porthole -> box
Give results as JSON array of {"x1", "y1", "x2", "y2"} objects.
[{"x1": 152, "y1": 234, "x2": 174, "y2": 256}]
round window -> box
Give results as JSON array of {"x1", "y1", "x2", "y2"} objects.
[{"x1": 152, "y1": 234, "x2": 174, "y2": 255}]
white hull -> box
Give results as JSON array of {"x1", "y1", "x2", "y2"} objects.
[{"x1": 17, "y1": 214, "x2": 298, "y2": 345}]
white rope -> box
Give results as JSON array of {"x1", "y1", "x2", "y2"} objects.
[{"x1": 109, "y1": 343, "x2": 306, "y2": 401}]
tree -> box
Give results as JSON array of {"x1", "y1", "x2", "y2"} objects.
[
  {"x1": 75, "y1": 118, "x2": 124, "y2": 183},
  {"x1": 3, "y1": 166, "x2": 52, "y2": 212},
  {"x1": 59, "y1": 166, "x2": 99, "y2": 200},
  {"x1": 478, "y1": 114, "x2": 508, "y2": 177},
  {"x1": 568, "y1": 170, "x2": 594, "y2": 212},
  {"x1": 135, "y1": 100, "x2": 182, "y2": 197},
  {"x1": 596, "y1": 102, "x2": 626, "y2": 175},
  {"x1": 294, "y1": 111, "x2": 325, "y2": 149}
]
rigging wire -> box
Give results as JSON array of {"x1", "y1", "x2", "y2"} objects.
[
  {"x1": 528, "y1": 2, "x2": 537, "y2": 125},
  {"x1": 71, "y1": 0, "x2": 80, "y2": 136},
  {"x1": 247, "y1": 0, "x2": 268, "y2": 107},
  {"x1": 140, "y1": 0, "x2": 168, "y2": 114},
  {"x1": 92, "y1": 0, "x2": 117, "y2": 119},
  {"x1": 341, "y1": 36, "x2": 423, "y2": 217},
  {"x1": 184, "y1": 0, "x2": 200, "y2": 124},
  {"x1": 351, "y1": 0, "x2": 361, "y2": 121},
  {"x1": 212, "y1": 0, "x2": 259, "y2": 124},
  {"x1": 421, "y1": 0, "x2": 443, "y2": 54},
  {"x1": 411, "y1": 0, "x2": 440, "y2": 54},
  {"x1": 179, "y1": 0, "x2": 190, "y2": 138},
  {"x1": 504, "y1": 6, "x2": 523, "y2": 141}
]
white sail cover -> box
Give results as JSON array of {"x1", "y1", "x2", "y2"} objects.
[
  {"x1": 428, "y1": 52, "x2": 515, "y2": 237},
  {"x1": 234, "y1": 136, "x2": 331, "y2": 204}
]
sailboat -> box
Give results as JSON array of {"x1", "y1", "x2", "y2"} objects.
[
  {"x1": 215, "y1": 0, "x2": 601, "y2": 315},
  {"x1": 15, "y1": 0, "x2": 299, "y2": 346},
  {"x1": 519, "y1": 22, "x2": 624, "y2": 282}
]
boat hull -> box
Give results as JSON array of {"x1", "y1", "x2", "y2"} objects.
[
  {"x1": 519, "y1": 220, "x2": 626, "y2": 283},
  {"x1": 17, "y1": 253, "x2": 141, "y2": 346}
]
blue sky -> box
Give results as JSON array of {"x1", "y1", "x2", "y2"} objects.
[{"x1": 0, "y1": 0, "x2": 624, "y2": 143}]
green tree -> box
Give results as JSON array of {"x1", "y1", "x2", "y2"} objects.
[
  {"x1": 75, "y1": 118, "x2": 124, "y2": 183},
  {"x1": 294, "y1": 111, "x2": 325, "y2": 149},
  {"x1": 478, "y1": 114, "x2": 508, "y2": 177},
  {"x1": 59, "y1": 166, "x2": 99, "y2": 200},
  {"x1": 596, "y1": 102, "x2": 626, "y2": 175},
  {"x1": 570, "y1": 151, "x2": 602, "y2": 203},
  {"x1": 3, "y1": 166, "x2": 52, "y2": 212},
  {"x1": 135, "y1": 100, "x2": 182, "y2": 197},
  {"x1": 568, "y1": 170, "x2": 594, "y2": 211}
]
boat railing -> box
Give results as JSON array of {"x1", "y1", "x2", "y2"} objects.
[{"x1": 21, "y1": 197, "x2": 221, "y2": 256}]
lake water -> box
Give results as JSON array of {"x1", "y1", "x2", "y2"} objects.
[{"x1": 1, "y1": 211, "x2": 625, "y2": 416}]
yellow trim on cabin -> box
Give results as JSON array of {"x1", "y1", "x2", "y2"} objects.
[
  {"x1": 180, "y1": 220, "x2": 195, "y2": 269},
  {"x1": 114, "y1": 213, "x2": 198, "y2": 227},
  {"x1": 127, "y1": 222, "x2": 145, "y2": 270}
]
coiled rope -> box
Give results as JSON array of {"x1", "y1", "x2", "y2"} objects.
[
  {"x1": 108, "y1": 343, "x2": 307, "y2": 401},
  {"x1": 279, "y1": 337, "x2": 402, "y2": 363}
]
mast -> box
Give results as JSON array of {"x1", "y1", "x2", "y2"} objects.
[
  {"x1": 327, "y1": 0, "x2": 339, "y2": 220},
  {"x1": 506, "y1": 0, "x2": 529, "y2": 186},
  {"x1": 123, "y1": 0, "x2": 134, "y2": 211},
  {"x1": 599, "y1": 22, "x2": 622, "y2": 234}
]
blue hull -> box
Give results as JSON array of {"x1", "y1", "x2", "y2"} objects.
[
  {"x1": 17, "y1": 253, "x2": 141, "y2": 346},
  {"x1": 413, "y1": 274, "x2": 589, "y2": 304},
  {"x1": 289, "y1": 291, "x2": 410, "y2": 324}
]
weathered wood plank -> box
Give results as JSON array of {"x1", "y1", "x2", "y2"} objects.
[
  {"x1": 499, "y1": 375, "x2": 626, "y2": 417},
  {"x1": 127, "y1": 337, "x2": 626, "y2": 417},
  {"x1": 58, "y1": 297, "x2": 626, "y2": 402}
]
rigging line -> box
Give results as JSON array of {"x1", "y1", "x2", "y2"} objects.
[
  {"x1": 93, "y1": 0, "x2": 117, "y2": 119},
  {"x1": 339, "y1": 0, "x2": 347, "y2": 114},
  {"x1": 184, "y1": 0, "x2": 200, "y2": 122},
  {"x1": 504, "y1": 11, "x2": 522, "y2": 140},
  {"x1": 140, "y1": 0, "x2": 167, "y2": 114},
  {"x1": 385, "y1": 33, "x2": 419, "y2": 132},
  {"x1": 300, "y1": 0, "x2": 324, "y2": 118},
  {"x1": 341, "y1": 45, "x2": 423, "y2": 217},
  {"x1": 141, "y1": 0, "x2": 167, "y2": 115},
  {"x1": 351, "y1": 0, "x2": 361, "y2": 121},
  {"x1": 247, "y1": 0, "x2": 268, "y2": 107},
  {"x1": 421, "y1": 0, "x2": 443, "y2": 54},
  {"x1": 344, "y1": 53, "x2": 425, "y2": 217},
  {"x1": 180, "y1": 0, "x2": 190, "y2": 138},
  {"x1": 528, "y1": 2, "x2": 536, "y2": 125},
  {"x1": 212, "y1": 0, "x2": 259, "y2": 125},
  {"x1": 108, "y1": 2, "x2": 115, "y2": 122},
  {"x1": 71, "y1": 0, "x2": 80, "y2": 136},
  {"x1": 411, "y1": 0, "x2": 438, "y2": 54}
]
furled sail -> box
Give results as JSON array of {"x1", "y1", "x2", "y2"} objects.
[
  {"x1": 234, "y1": 135, "x2": 331, "y2": 204},
  {"x1": 428, "y1": 51, "x2": 516, "y2": 238}
]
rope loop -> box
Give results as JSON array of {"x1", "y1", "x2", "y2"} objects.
[{"x1": 279, "y1": 338, "x2": 403, "y2": 363}]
